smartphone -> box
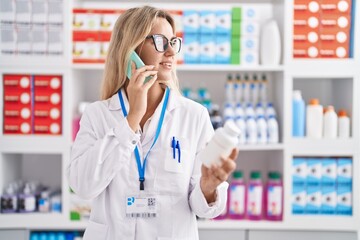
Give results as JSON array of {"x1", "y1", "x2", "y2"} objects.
[{"x1": 127, "y1": 51, "x2": 152, "y2": 84}]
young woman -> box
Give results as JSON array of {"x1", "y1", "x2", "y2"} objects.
[{"x1": 67, "y1": 6, "x2": 238, "y2": 240}]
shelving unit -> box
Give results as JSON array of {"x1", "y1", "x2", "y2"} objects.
[{"x1": 0, "y1": 0, "x2": 359, "y2": 239}]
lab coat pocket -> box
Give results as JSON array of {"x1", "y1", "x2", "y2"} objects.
[
  {"x1": 164, "y1": 136, "x2": 190, "y2": 174},
  {"x1": 164, "y1": 150, "x2": 184, "y2": 173},
  {"x1": 83, "y1": 220, "x2": 108, "y2": 240}
]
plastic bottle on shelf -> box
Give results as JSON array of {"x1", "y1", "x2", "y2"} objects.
[
  {"x1": 338, "y1": 109, "x2": 350, "y2": 138},
  {"x1": 251, "y1": 74, "x2": 259, "y2": 104},
  {"x1": 306, "y1": 98, "x2": 323, "y2": 138},
  {"x1": 292, "y1": 90, "x2": 305, "y2": 137},
  {"x1": 234, "y1": 103, "x2": 244, "y2": 118},
  {"x1": 259, "y1": 74, "x2": 268, "y2": 103},
  {"x1": 247, "y1": 171, "x2": 263, "y2": 220},
  {"x1": 30, "y1": 232, "x2": 39, "y2": 240},
  {"x1": 260, "y1": 19, "x2": 281, "y2": 65},
  {"x1": 256, "y1": 115, "x2": 268, "y2": 144},
  {"x1": 323, "y1": 105, "x2": 338, "y2": 139},
  {"x1": 255, "y1": 102, "x2": 265, "y2": 118},
  {"x1": 225, "y1": 74, "x2": 234, "y2": 104},
  {"x1": 199, "y1": 121, "x2": 241, "y2": 168},
  {"x1": 235, "y1": 116, "x2": 246, "y2": 145},
  {"x1": 228, "y1": 171, "x2": 246, "y2": 219},
  {"x1": 265, "y1": 102, "x2": 277, "y2": 119},
  {"x1": 234, "y1": 74, "x2": 242, "y2": 104},
  {"x1": 243, "y1": 74, "x2": 250, "y2": 103},
  {"x1": 18, "y1": 183, "x2": 36, "y2": 213},
  {"x1": 223, "y1": 102, "x2": 235, "y2": 122},
  {"x1": 0, "y1": 184, "x2": 18, "y2": 213},
  {"x1": 245, "y1": 103, "x2": 255, "y2": 118},
  {"x1": 210, "y1": 104, "x2": 223, "y2": 129},
  {"x1": 265, "y1": 171, "x2": 283, "y2": 221},
  {"x1": 246, "y1": 116, "x2": 257, "y2": 144},
  {"x1": 267, "y1": 115, "x2": 279, "y2": 144}
]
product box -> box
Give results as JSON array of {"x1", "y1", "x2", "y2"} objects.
[
  {"x1": 337, "y1": 158, "x2": 352, "y2": 185},
  {"x1": 1, "y1": 28, "x2": 17, "y2": 55},
  {"x1": 3, "y1": 74, "x2": 32, "y2": 134},
  {"x1": 183, "y1": 10, "x2": 200, "y2": 34},
  {"x1": 99, "y1": 31, "x2": 111, "y2": 61},
  {"x1": 241, "y1": 21, "x2": 260, "y2": 37},
  {"x1": 337, "y1": 184, "x2": 352, "y2": 215},
  {"x1": 306, "y1": 184, "x2": 321, "y2": 214},
  {"x1": 32, "y1": 26, "x2": 48, "y2": 55},
  {"x1": 240, "y1": 51, "x2": 258, "y2": 66},
  {"x1": 48, "y1": 26, "x2": 63, "y2": 55},
  {"x1": 319, "y1": 42, "x2": 349, "y2": 58},
  {"x1": 241, "y1": 36, "x2": 259, "y2": 52},
  {"x1": 307, "y1": 158, "x2": 322, "y2": 184},
  {"x1": 183, "y1": 33, "x2": 199, "y2": 64},
  {"x1": 321, "y1": 184, "x2": 337, "y2": 214},
  {"x1": 168, "y1": 10, "x2": 183, "y2": 35},
  {"x1": 99, "y1": 10, "x2": 123, "y2": 31},
  {"x1": 321, "y1": 0, "x2": 352, "y2": 15},
  {"x1": 73, "y1": 9, "x2": 102, "y2": 31},
  {"x1": 17, "y1": 28, "x2": 32, "y2": 55},
  {"x1": 293, "y1": 41, "x2": 320, "y2": 58},
  {"x1": 321, "y1": 158, "x2": 337, "y2": 184},
  {"x1": 241, "y1": 6, "x2": 260, "y2": 21},
  {"x1": 292, "y1": 184, "x2": 307, "y2": 214},
  {"x1": 73, "y1": 31, "x2": 101, "y2": 63},
  {"x1": 33, "y1": 75, "x2": 62, "y2": 135},
  {"x1": 0, "y1": 0, "x2": 15, "y2": 25},
  {"x1": 293, "y1": 158, "x2": 307, "y2": 184},
  {"x1": 47, "y1": 0, "x2": 63, "y2": 25},
  {"x1": 200, "y1": 10, "x2": 216, "y2": 34},
  {"x1": 32, "y1": 0, "x2": 47, "y2": 25},
  {"x1": 199, "y1": 34, "x2": 215, "y2": 64},
  {"x1": 215, "y1": 10, "x2": 231, "y2": 35},
  {"x1": 215, "y1": 34, "x2": 230, "y2": 64},
  {"x1": 16, "y1": 0, "x2": 31, "y2": 25}
]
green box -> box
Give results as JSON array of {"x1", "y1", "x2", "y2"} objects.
[
  {"x1": 231, "y1": 21, "x2": 241, "y2": 36},
  {"x1": 231, "y1": 51, "x2": 240, "y2": 65},
  {"x1": 231, "y1": 37, "x2": 240, "y2": 51},
  {"x1": 232, "y1": 7, "x2": 241, "y2": 21}
]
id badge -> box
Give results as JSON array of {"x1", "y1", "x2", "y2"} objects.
[{"x1": 126, "y1": 195, "x2": 157, "y2": 218}]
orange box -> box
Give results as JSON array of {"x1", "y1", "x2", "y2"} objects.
[
  {"x1": 293, "y1": 41, "x2": 320, "y2": 58},
  {"x1": 319, "y1": 40, "x2": 349, "y2": 58},
  {"x1": 294, "y1": 26, "x2": 320, "y2": 44},
  {"x1": 321, "y1": 0, "x2": 352, "y2": 15},
  {"x1": 320, "y1": 14, "x2": 351, "y2": 30},
  {"x1": 33, "y1": 75, "x2": 62, "y2": 135},
  {"x1": 294, "y1": 0, "x2": 321, "y2": 14}
]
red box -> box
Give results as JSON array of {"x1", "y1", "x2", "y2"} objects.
[
  {"x1": 3, "y1": 74, "x2": 32, "y2": 134},
  {"x1": 321, "y1": 0, "x2": 352, "y2": 15},
  {"x1": 294, "y1": 0, "x2": 321, "y2": 14},
  {"x1": 319, "y1": 40, "x2": 349, "y2": 58},
  {"x1": 293, "y1": 41, "x2": 320, "y2": 58},
  {"x1": 33, "y1": 75, "x2": 62, "y2": 135}
]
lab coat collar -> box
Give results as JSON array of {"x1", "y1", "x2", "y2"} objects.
[{"x1": 107, "y1": 87, "x2": 184, "y2": 113}]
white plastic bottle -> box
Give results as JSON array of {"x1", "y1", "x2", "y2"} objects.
[
  {"x1": 257, "y1": 115, "x2": 268, "y2": 144},
  {"x1": 260, "y1": 74, "x2": 268, "y2": 103},
  {"x1": 265, "y1": 103, "x2": 277, "y2": 119},
  {"x1": 223, "y1": 103, "x2": 235, "y2": 122},
  {"x1": 251, "y1": 74, "x2": 259, "y2": 104},
  {"x1": 199, "y1": 121, "x2": 241, "y2": 168},
  {"x1": 243, "y1": 74, "x2": 250, "y2": 103},
  {"x1": 338, "y1": 109, "x2": 350, "y2": 138},
  {"x1": 260, "y1": 19, "x2": 281, "y2": 65},
  {"x1": 267, "y1": 115, "x2": 279, "y2": 143},
  {"x1": 245, "y1": 103, "x2": 255, "y2": 118},
  {"x1": 234, "y1": 103, "x2": 245, "y2": 118},
  {"x1": 225, "y1": 74, "x2": 234, "y2": 104},
  {"x1": 246, "y1": 116, "x2": 257, "y2": 144},
  {"x1": 234, "y1": 74, "x2": 242, "y2": 104},
  {"x1": 255, "y1": 103, "x2": 265, "y2": 118},
  {"x1": 323, "y1": 105, "x2": 338, "y2": 139},
  {"x1": 235, "y1": 116, "x2": 246, "y2": 145},
  {"x1": 306, "y1": 98, "x2": 323, "y2": 138}
]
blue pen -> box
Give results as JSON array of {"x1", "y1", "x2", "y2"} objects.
[
  {"x1": 171, "y1": 137, "x2": 176, "y2": 159},
  {"x1": 176, "y1": 140, "x2": 181, "y2": 163}
]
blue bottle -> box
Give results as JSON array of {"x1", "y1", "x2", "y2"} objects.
[{"x1": 292, "y1": 90, "x2": 305, "y2": 137}]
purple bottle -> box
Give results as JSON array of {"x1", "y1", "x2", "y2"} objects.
[
  {"x1": 228, "y1": 171, "x2": 246, "y2": 219},
  {"x1": 246, "y1": 171, "x2": 263, "y2": 220},
  {"x1": 265, "y1": 171, "x2": 283, "y2": 221},
  {"x1": 0, "y1": 185, "x2": 18, "y2": 213}
]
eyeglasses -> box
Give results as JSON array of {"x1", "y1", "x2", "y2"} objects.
[{"x1": 146, "y1": 34, "x2": 182, "y2": 54}]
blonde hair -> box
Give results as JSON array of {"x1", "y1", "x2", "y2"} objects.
[{"x1": 101, "y1": 6, "x2": 180, "y2": 100}]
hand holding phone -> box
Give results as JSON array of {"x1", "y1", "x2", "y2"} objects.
[{"x1": 127, "y1": 51, "x2": 153, "y2": 84}]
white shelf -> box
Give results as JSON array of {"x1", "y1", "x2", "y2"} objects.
[
  {"x1": 0, "y1": 136, "x2": 70, "y2": 154},
  {"x1": 0, "y1": 213, "x2": 66, "y2": 229},
  {"x1": 238, "y1": 143, "x2": 284, "y2": 151}
]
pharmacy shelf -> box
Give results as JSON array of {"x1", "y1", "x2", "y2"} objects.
[
  {"x1": 238, "y1": 143, "x2": 284, "y2": 151},
  {"x1": 288, "y1": 139, "x2": 356, "y2": 156},
  {"x1": 0, "y1": 213, "x2": 68, "y2": 229},
  {"x1": 0, "y1": 136, "x2": 70, "y2": 153}
]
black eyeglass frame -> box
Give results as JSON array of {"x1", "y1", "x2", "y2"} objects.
[{"x1": 145, "y1": 34, "x2": 182, "y2": 54}]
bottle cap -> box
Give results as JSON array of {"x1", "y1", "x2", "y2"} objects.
[
  {"x1": 256, "y1": 103, "x2": 263, "y2": 108},
  {"x1": 309, "y1": 98, "x2": 319, "y2": 105},
  {"x1": 338, "y1": 109, "x2": 348, "y2": 117},
  {"x1": 268, "y1": 171, "x2": 281, "y2": 180},
  {"x1": 250, "y1": 171, "x2": 261, "y2": 179},
  {"x1": 223, "y1": 120, "x2": 241, "y2": 137},
  {"x1": 236, "y1": 74, "x2": 241, "y2": 81},
  {"x1": 233, "y1": 171, "x2": 243, "y2": 179},
  {"x1": 293, "y1": 90, "x2": 302, "y2": 100},
  {"x1": 253, "y1": 74, "x2": 258, "y2": 80},
  {"x1": 261, "y1": 74, "x2": 267, "y2": 81},
  {"x1": 227, "y1": 74, "x2": 232, "y2": 81},
  {"x1": 324, "y1": 105, "x2": 335, "y2": 113}
]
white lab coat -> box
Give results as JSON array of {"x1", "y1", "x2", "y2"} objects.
[{"x1": 67, "y1": 88, "x2": 228, "y2": 240}]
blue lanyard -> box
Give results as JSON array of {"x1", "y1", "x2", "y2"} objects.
[{"x1": 118, "y1": 87, "x2": 170, "y2": 191}]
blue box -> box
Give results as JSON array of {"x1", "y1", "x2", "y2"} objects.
[
  {"x1": 337, "y1": 158, "x2": 352, "y2": 185},
  {"x1": 215, "y1": 34, "x2": 230, "y2": 64},
  {"x1": 307, "y1": 158, "x2": 322, "y2": 185},
  {"x1": 292, "y1": 158, "x2": 307, "y2": 184},
  {"x1": 306, "y1": 185, "x2": 321, "y2": 214},
  {"x1": 337, "y1": 185, "x2": 352, "y2": 215},
  {"x1": 183, "y1": 33, "x2": 199, "y2": 64},
  {"x1": 215, "y1": 10, "x2": 231, "y2": 35},
  {"x1": 200, "y1": 10, "x2": 216, "y2": 34},
  {"x1": 321, "y1": 184, "x2": 336, "y2": 215},
  {"x1": 183, "y1": 10, "x2": 200, "y2": 34},
  {"x1": 322, "y1": 158, "x2": 337, "y2": 184},
  {"x1": 292, "y1": 184, "x2": 306, "y2": 214},
  {"x1": 200, "y1": 34, "x2": 215, "y2": 64}
]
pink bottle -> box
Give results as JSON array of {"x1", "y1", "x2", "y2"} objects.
[
  {"x1": 228, "y1": 171, "x2": 246, "y2": 219},
  {"x1": 246, "y1": 171, "x2": 263, "y2": 220},
  {"x1": 265, "y1": 171, "x2": 283, "y2": 221}
]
